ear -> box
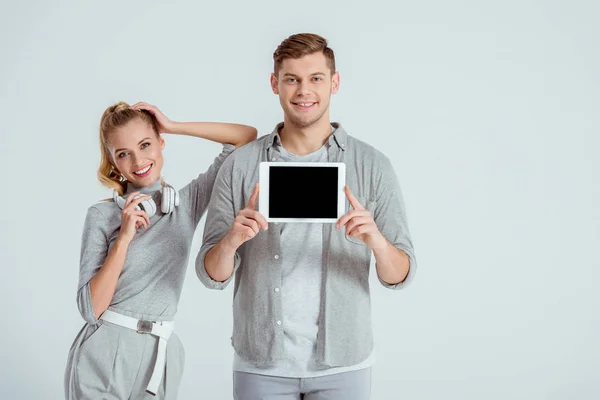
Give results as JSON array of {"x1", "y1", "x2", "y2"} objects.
[
  {"x1": 331, "y1": 71, "x2": 340, "y2": 94},
  {"x1": 159, "y1": 134, "x2": 165, "y2": 150},
  {"x1": 270, "y1": 73, "x2": 279, "y2": 95}
]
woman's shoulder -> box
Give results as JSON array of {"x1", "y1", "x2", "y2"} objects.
[{"x1": 83, "y1": 199, "x2": 121, "y2": 227}]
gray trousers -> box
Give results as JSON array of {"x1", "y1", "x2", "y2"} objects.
[
  {"x1": 233, "y1": 368, "x2": 372, "y2": 400},
  {"x1": 65, "y1": 322, "x2": 184, "y2": 399}
]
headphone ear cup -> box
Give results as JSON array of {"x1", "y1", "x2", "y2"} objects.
[
  {"x1": 139, "y1": 197, "x2": 157, "y2": 218},
  {"x1": 162, "y1": 186, "x2": 175, "y2": 214},
  {"x1": 113, "y1": 191, "x2": 126, "y2": 209},
  {"x1": 174, "y1": 189, "x2": 180, "y2": 207}
]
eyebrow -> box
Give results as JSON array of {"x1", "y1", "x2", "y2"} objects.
[
  {"x1": 282, "y1": 72, "x2": 327, "y2": 78},
  {"x1": 115, "y1": 137, "x2": 151, "y2": 153}
]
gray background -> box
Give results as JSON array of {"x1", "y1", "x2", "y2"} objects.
[{"x1": 1, "y1": 0, "x2": 599, "y2": 399}]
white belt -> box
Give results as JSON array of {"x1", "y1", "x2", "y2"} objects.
[{"x1": 100, "y1": 310, "x2": 175, "y2": 396}]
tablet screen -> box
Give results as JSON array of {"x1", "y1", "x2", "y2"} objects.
[{"x1": 269, "y1": 166, "x2": 338, "y2": 218}]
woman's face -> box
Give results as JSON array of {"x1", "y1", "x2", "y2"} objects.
[{"x1": 108, "y1": 118, "x2": 165, "y2": 187}]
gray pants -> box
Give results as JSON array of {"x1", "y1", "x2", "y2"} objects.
[
  {"x1": 65, "y1": 322, "x2": 184, "y2": 399},
  {"x1": 233, "y1": 368, "x2": 372, "y2": 400}
]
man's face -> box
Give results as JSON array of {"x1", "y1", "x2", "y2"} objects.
[{"x1": 271, "y1": 52, "x2": 340, "y2": 129}]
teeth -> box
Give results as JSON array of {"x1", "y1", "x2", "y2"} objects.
[
  {"x1": 298, "y1": 103, "x2": 314, "y2": 107},
  {"x1": 134, "y1": 165, "x2": 151, "y2": 175}
]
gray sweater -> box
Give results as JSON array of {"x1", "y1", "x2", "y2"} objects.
[{"x1": 76, "y1": 145, "x2": 235, "y2": 324}]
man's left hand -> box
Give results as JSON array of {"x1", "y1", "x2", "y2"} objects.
[{"x1": 336, "y1": 186, "x2": 387, "y2": 250}]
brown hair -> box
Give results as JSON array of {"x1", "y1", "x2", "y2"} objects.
[
  {"x1": 273, "y1": 33, "x2": 336, "y2": 76},
  {"x1": 98, "y1": 101, "x2": 160, "y2": 195}
]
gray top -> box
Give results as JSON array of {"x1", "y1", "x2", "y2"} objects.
[
  {"x1": 76, "y1": 145, "x2": 235, "y2": 324},
  {"x1": 234, "y1": 130, "x2": 374, "y2": 377},
  {"x1": 196, "y1": 123, "x2": 417, "y2": 367}
]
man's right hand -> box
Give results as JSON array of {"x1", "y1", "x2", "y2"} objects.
[{"x1": 223, "y1": 183, "x2": 268, "y2": 250}]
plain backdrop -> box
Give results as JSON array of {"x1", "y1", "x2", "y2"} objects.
[{"x1": 1, "y1": 0, "x2": 599, "y2": 399}]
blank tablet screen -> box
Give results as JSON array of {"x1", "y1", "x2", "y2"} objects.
[{"x1": 269, "y1": 166, "x2": 338, "y2": 218}]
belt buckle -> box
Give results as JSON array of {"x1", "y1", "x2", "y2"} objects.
[{"x1": 137, "y1": 320, "x2": 153, "y2": 334}]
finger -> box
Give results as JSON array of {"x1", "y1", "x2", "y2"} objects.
[
  {"x1": 237, "y1": 217, "x2": 259, "y2": 234},
  {"x1": 130, "y1": 102, "x2": 153, "y2": 111},
  {"x1": 246, "y1": 183, "x2": 260, "y2": 210},
  {"x1": 239, "y1": 209, "x2": 268, "y2": 230},
  {"x1": 345, "y1": 217, "x2": 371, "y2": 235},
  {"x1": 345, "y1": 186, "x2": 364, "y2": 211},
  {"x1": 133, "y1": 210, "x2": 151, "y2": 226},
  {"x1": 134, "y1": 216, "x2": 148, "y2": 230},
  {"x1": 242, "y1": 226, "x2": 256, "y2": 239},
  {"x1": 126, "y1": 195, "x2": 153, "y2": 211},
  {"x1": 336, "y1": 210, "x2": 370, "y2": 229},
  {"x1": 349, "y1": 223, "x2": 379, "y2": 238},
  {"x1": 124, "y1": 191, "x2": 141, "y2": 208},
  {"x1": 233, "y1": 223, "x2": 256, "y2": 239}
]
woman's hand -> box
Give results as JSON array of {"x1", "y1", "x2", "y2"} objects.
[
  {"x1": 117, "y1": 191, "x2": 152, "y2": 244},
  {"x1": 131, "y1": 102, "x2": 176, "y2": 134}
]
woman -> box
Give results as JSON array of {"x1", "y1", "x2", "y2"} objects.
[{"x1": 64, "y1": 101, "x2": 257, "y2": 399}]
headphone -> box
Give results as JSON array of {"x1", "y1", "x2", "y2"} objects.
[{"x1": 113, "y1": 183, "x2": 179, "y2": 218}]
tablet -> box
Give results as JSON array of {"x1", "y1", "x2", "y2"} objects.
[{"x1": 259, "y1": 162, "x2": 346, "y2": 223}]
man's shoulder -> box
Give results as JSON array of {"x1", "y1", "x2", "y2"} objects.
[
  {"x1": 218, "y1": 135, "x2": 269, "y2": 174},
  {"x1": 346, "y1": 133, "x2": 392, "y2": 167},
  {"x1": 231, "y1": 135, "x2": 269, "y2": 158}
]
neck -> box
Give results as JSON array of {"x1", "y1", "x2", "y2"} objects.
[
  {"x1": 125, "y1": 177, "x2": 162, "y2": 195},
  {"x1": 279, "y1": 114, "x2": 332, "y2": 156}
]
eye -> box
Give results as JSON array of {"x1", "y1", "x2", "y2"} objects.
[
  {"x1": 312, "y1": 77, "x2": 323, "y2": 82},
  {"x1": 117, "y1": 152, "x2": 128, "y2": 159},
  {"x1": 286, "y1": 78, "x2": 297, "y2": 83},
  {"x1": 141, "y1": 142, "x2": 150, "y2": 149}
]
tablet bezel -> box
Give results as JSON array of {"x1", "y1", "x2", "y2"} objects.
[{"x1": 258, "y1": 162, "x2": 346, "y2": 223}]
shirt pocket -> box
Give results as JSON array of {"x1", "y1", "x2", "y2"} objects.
[{"x1": 344, "y1": 196, "x2": 377, "y2": 245}]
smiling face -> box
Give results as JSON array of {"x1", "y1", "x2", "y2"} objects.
[
  {"x1": 106, "y1": 117, "x2": 165, "y2": 187},
  {"x1": 271, "y1": 51, "x2": 340, "y2": 129}
]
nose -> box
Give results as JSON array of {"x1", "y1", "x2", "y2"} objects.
[
  {"x1": 130, "y1": 152, "x2": 141, "y2": 168},
  {"x1": 297, "y1": 80, "x2": 311, "y2": 96}
]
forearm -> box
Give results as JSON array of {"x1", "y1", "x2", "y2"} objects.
[
  {"x1": 204, "y1": 235, "x2": 238, "y2": 282},
  {"x1": 372, "y1": 240, "x2": 410, "y2": 285},
  {"x1": 168, "y1": 121, "x2": 257, "y2": 147},
  {"x1": 89, "y1": 238, "x2": 129, "y2": 318}
]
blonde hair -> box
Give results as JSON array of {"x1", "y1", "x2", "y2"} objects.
[
  {"x1": 98, "y1": 101, "x2": 160, "y2": 195},
  {"x1": 273, "y1": 33, "x2": 336, "y2": 76}
]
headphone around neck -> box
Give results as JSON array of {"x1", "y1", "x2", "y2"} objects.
[{"x1": 112, "y1": 183, "x2": 179, "y2": 218}]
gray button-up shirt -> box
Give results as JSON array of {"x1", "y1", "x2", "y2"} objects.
[{"x1": 196, "y1": 123, "x2": 417, "y2": 367}]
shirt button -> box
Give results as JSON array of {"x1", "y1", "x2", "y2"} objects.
[
  {"x1": 276, "y1": 320, "x2": 282, "y2": 326},
  {"x1": 274, "y1": 287, "x2": 280, "y2": 292},
  {"x1": 274, "y1": 254, "x2": 280, "y2": 260}
]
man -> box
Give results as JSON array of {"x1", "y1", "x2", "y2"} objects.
[{"x1": 196, "y1": 33, "x2": 416, "y2": 399}]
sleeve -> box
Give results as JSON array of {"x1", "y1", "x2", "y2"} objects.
[
  {"x1": 76, "y1": 206, "x2": 109, "y2": 324},
  {"x1": 195, "y1": 155, "x2": 241, "y2": 290},
  {"x1": 185, "y1": 144, "x2": 237, "y2": 225},
  {"x1": 373, "y1": 156, "x2": 417, "y2": 289}
]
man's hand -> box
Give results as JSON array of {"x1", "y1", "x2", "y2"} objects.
[
  {"x1": 223, "y1": 183, "x2": 268, "y2": 250},
  {"x1": 336, "y1": 186, "x2": 387, "y2": 250}
]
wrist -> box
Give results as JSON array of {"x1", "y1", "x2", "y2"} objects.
[
  {"x1": 165, "y1": 120, "x2": 182, "y2": 134},
  {"x1": 220, "y1": 233, "x2": 239, "y2": 254},
  {"x1": 369, "y1": 233, "x2": 389, "y2": 251},
  {"x1": 114, "y1": 235, "x2": 132, "y2": 249}
]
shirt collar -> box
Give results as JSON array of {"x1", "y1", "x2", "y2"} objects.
[{"x1": 263, "y1": 122, "x2": 347, "y2": 151}]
